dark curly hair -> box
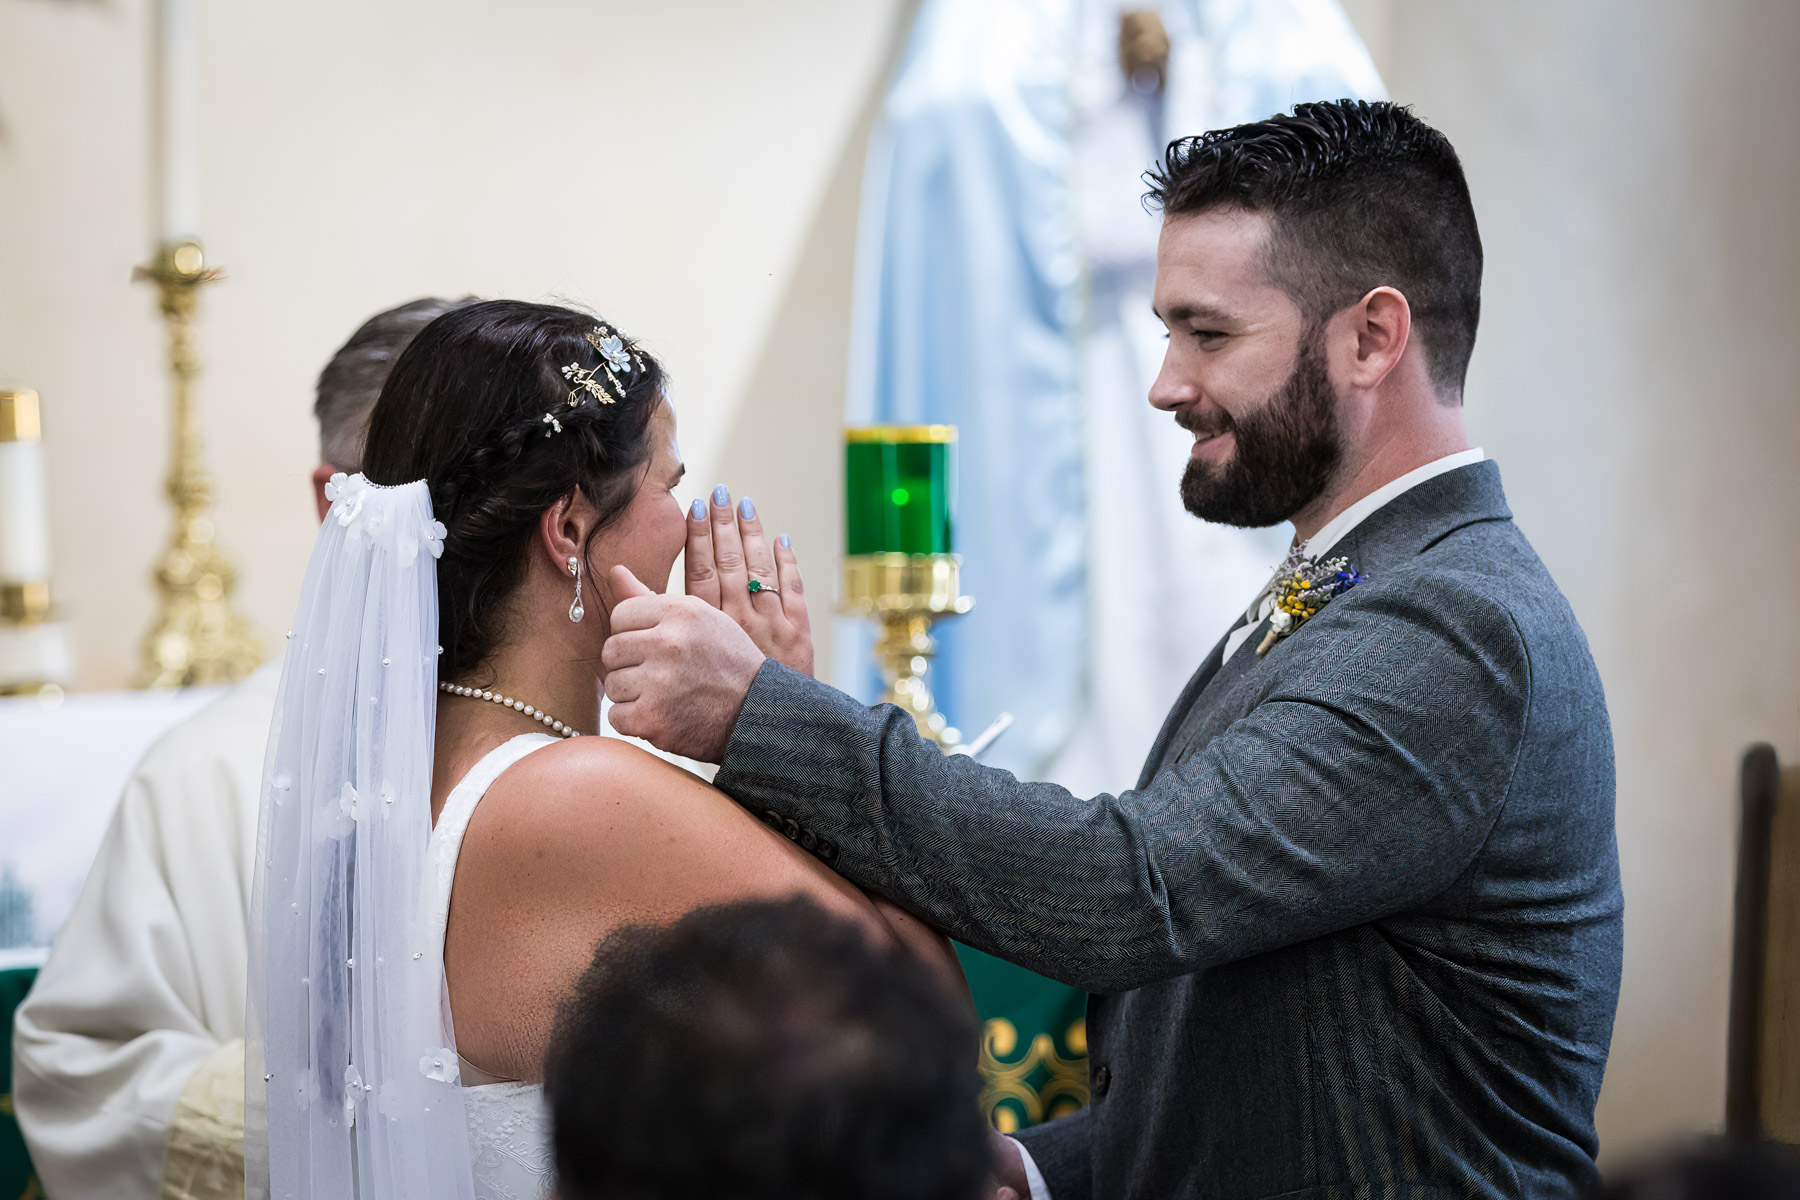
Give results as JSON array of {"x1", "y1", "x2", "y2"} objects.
[
  {"x1": 359, "y1": 299, "x2": 665, "y2": 684},
  {"x1": 1145, "y1": 99, "x2": 1483, "y2": 394},
  {"x1": 544, "y1": 898, "x2": 991, "y2": 1200}
]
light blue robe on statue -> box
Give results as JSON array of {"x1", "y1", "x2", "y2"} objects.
[{"x1": 839, "y1": 0, "x2": 1383, "y2": 783}]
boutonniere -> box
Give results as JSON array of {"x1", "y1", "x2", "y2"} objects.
[{"x1": 1256, "y1": 555, "x2": 1368, "y2": 656}]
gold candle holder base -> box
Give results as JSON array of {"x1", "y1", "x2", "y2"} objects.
[
  {"x1": 0, "y1": 582, "x2": 50, "y2": 624},
  {"x1": 842, "y1": 553, "x2": 973, "y2": 750},
  {"x1": 132, "y1": 238, "x2": 262, "y2": 688},
  {"x1": 0, "y1": 581, "x2": 73, "y2": 696}
]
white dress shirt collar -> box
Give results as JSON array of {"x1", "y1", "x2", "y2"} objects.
[{"x1": 1301, "y1": 446, "x2": 1487, "y2": 560}]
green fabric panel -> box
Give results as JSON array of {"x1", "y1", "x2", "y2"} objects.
[
  {"x1": 954, "y1": 944, "x2": 1089, "y2": 1132},
  {"x1": 1, "y1": 966, "x2": 43, "y2": 1200}
]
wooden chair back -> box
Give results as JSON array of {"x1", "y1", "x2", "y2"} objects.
[{"x1": 1727, "y1": 744, "x2": 1800, "y2": 1141}]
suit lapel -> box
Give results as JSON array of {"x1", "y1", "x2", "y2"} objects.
[
  {"x1": 1157, "y1": 612, "x2": 1275, "y2": 773},
  {"x1": 1137, "y1": 461, "x2": 1515, "y2": 786},
  {"x1": 1135, "y1": 617, "x2": 1245, "y2": 789}
]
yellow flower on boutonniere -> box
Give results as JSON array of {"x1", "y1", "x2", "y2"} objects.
[{"x1": 1256, "y1": 555, "x2": 1368, "y2": 656}]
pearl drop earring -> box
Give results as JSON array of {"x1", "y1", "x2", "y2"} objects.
[{"x1": 567, "y1": 556, "x2": 584, "y2": 623}]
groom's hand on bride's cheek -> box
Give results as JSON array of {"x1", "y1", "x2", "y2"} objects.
[
  {"x1": 685, "y1": 485, "x2": 814, "y2": 678},
  {"x1": 602, "y1": 565, "x2": 765, "y2": 763}
]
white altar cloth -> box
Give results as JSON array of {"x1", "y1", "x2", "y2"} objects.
[{"x1": 0, "y1": 684, "x2": 225, "y2": 949}]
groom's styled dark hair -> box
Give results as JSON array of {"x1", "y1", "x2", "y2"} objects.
[
  {"x1": 360, "y1": 299, "x2": 666, "y2": 682},
  {"x1": 1145, "y1": 99, "x2": 1483, "y2": 394},
  {"x1": 543, "y1": 898, "x2": 992, "y2": 1200}
]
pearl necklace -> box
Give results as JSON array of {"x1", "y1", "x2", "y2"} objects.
[{"x1": 439, "y1": 681, "x2": 581, "y2": 738}]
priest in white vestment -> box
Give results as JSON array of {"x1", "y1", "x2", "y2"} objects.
[
  {"x1": 13, "y1": 664, "x2": 278, "y2": 1199},
  {"x1": 11, "y1": 298, "x2": 470, "y2": 1200}
]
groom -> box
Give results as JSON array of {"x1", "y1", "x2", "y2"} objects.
[{"x1": 604, "y1": 101, "x2": 1623, "y2": 1198}]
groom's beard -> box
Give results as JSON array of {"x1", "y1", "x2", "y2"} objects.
[{"x1": 1177, "y1": 333, "x2": 1343, "y2": 528}]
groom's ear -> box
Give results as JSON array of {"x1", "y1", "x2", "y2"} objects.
[
  {"x1": 311, "y1": 464, "x2": 341, "y2": 524},
  {"x1": 1337, "y1": 285, "x2": 1412, "y2": 394}
]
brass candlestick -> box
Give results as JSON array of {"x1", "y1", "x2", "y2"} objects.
[
  {"x1": 132, "y1": 238, "x2": 261, "y2": 687},
  {"x1": 841, "y1": 553, "x2": 973, "y2": 749}
]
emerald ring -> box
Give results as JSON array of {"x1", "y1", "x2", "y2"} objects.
[{"x1": 747, "y1": 579, "x2": 779, "y2": 596}]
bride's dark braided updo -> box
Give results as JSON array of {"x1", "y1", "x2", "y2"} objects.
[{"x1": 361, "y1": 299, "x2": 665, "y2": 685}]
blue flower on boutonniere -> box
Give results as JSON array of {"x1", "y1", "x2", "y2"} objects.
[{"x1": 1255, "y1": 555, "x2": 1368, "y2": 656}]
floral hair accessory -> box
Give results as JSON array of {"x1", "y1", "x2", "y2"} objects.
[
  {"x1": 587, "y1": 327, "x2": 639, "y2": 375},
  {"x1": 1255, "y1": 554, "x2": 1367, "y2": 656},
  {"x1": 559, "y1": 358, "x2": 618, "y2": 408},
  {"x1": 556, "y1": 322, "x2": 644, "y2": 412}
]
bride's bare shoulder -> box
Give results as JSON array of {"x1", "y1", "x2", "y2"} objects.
[
  {"x1": 448, "y1": 735, "x2": 905, "y2": 994},
  {"x1": 481, "y1": 736, "x2": 713, "y2": 829},
  {"x1": 463, "y1": 735, "x2": 780, "y2": 889},
  {"x1": 509, "y1": 734, "x2": 709, "y2": 794}
]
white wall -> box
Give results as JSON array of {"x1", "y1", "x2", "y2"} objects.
[
  {"x1": 1343, "y1": 0, "x2": 1800, "y2": 1161},
  {"x1": 0, "y1": 0, "x2": 907, "y2": 690}
]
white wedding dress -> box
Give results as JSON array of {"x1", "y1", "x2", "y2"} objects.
[{"x1": 427, "y1": 732, "x2": 560, "y2": 1200}]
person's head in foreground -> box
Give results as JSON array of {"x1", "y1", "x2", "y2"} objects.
[
  {"x1": 1146, "y1": 97, "x2": 1481, "y2": 535},
  {"x1": 544, "y1": 897, "x2": 992, "y2": 1200}
]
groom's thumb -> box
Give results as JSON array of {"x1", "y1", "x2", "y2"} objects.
[
  {"x1": 609, "y1": 564, "x2": 654, "y2": 601},
  {"x1": 605, "y1": 564, "x2": 666, "y2": 637}
]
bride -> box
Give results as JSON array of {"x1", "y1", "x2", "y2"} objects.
[{"x1": 247, "y1": 299, "x2": 960, "y2": 1199}]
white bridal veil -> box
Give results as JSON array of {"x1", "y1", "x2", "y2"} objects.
[{"x1": 246, "y1": 474, "x2": 476, "y2": 1200}]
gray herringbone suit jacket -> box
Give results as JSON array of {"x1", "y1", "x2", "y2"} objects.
[{"x1": 715, "y1": 462, "x2": 1623, "y2": 1199}]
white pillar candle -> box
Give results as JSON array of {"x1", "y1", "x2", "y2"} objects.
[
  {"x1": 0, "y1": 390, "x2": 51, "y2": 584},
  {"x1": 154, "y1": 0, "x2": 200, "y2": 241}
]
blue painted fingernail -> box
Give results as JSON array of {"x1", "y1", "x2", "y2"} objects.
[
  {"x1": 690, "y1": 498, "x2": 706, "y2": 520},
  {"x1": 778, "y1": 533, "x2": 791, "y2": 549},
  {"x1": 738, "y1": 497, "x2": 756, "y2": 520},
  {"x1": 712, "y1": 484, "x2": 729, "y2": 507}
]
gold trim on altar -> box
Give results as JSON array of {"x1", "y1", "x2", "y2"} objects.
[{"x1": 978, "y1": 1017, "x2": 1090, "y2": 1133}]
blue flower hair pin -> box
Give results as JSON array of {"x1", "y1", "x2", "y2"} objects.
[
  {"x1": 1256, "y1": 554, "x2": 1368, "y2": 656},
  {"x1": 557, "y1": 323, "x2": 643, "y2": 412},
  {"x1": 585, "y1": 325, "x2": 641, "y2": 376}
]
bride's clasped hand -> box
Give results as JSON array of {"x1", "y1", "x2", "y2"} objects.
[
  {"x1": 603, "y1": 480, "x2": 813, "y2": 764},
  {"x1": 680, "y1": 481, "x2": 814, "y2": 676}
]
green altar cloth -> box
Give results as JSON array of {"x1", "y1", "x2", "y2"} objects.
[
  {"x1": 954, "y1": 944, "x2": 1088, "y2": 1132},
  {"x1": 1, "y1": 966, "x2": 43, "y2": 1200}
]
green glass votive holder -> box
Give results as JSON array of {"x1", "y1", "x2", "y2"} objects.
[{"x1": 844, "y1": 425, "x2": 955, "y2": 556}]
